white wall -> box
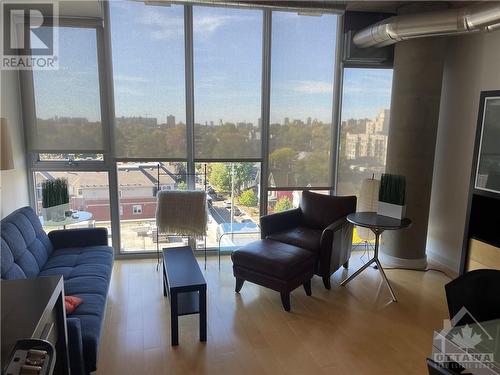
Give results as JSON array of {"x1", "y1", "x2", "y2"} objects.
[
  {"x1": 0, "y1": 70, "x2": 30, "y2": 219},
  {"x1": 427, "y1": 30, "x2": 500, "y2": 273}
]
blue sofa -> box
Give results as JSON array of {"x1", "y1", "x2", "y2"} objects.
[{"x1": 1, "y1": 206, "x2": 113, "y2": 375}]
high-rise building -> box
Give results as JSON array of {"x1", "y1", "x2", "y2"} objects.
[
  {"x1": 344, "y1": 109, "x2": 389, "y2": 164},
  {"x1": 166, "y1": 114, "x2": 175, "y2": 127}
]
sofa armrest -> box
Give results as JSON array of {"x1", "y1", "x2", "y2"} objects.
[
  {"x1": 319, "y1": 218, "x2": 354, "y2": 277},
  {"x1": 260, "y1": 208, "x2": 302, "y2": 239},
  {"x1": 66, "y1": 317, "x2": 86, "y2": 375},
  {"x1": 49, "y1": 228, "x2": 108, "y2": 250}
]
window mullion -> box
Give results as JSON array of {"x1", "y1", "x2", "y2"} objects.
[
  {"x1": 331, "y1": 14, "x2": 344, "y2": 195},
  {"x1": 185, "y1": 5, "x2": 195, "y2": 189},
  {"x1": 260, "y1": 9, "x2": 272, "y2": 216},
  {"x1": 102, "y1": 0, "x2": 121, "y2": 253}
]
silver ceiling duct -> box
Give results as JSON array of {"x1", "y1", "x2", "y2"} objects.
[{"x1": 353, "y1": 2, "x2": 500, "y2": 48}]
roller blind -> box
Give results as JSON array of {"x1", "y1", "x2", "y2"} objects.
[
  {"x1": 193, "y1": 6, "x2": 262, "y2": 160},
  {"x1": 30, "y1": 27, "x2": 104, "y2": 152},
  {"x1": 110, "y1": 1, "x2": 187, "y2": 159},
  {"x1": 268, "y1": 12, "x2": 337, "y2": 188}
]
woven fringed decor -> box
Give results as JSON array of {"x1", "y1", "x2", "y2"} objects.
[{"x1": 156, "y1": 190, "x2": 208, "y2": 237}]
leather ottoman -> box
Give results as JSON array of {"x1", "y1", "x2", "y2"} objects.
[{"x1": 231, "y1": 239, "x2": 316, "y2": 311}]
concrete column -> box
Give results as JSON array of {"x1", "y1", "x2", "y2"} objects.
[{"x1": 380, "y1": 37, "x2": 446, "y2": 269}]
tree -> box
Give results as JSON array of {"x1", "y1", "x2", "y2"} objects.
[
  {"x1": 232, "y1": 163, "x2": 255, "y2": 195},
  {"x1": 238, "y1": 190, "x2": 258, "y2": 207},
  {"x1": 275, "y1": 197, "x2": 292, "y2": 212},
  {"x1": 269, "y1": 147, "x2": 295, "y2": 170},
  {"x1": 208, "y1": 163, "x2": 255, "y2": 194},
  {"x1": 208, "y1": 163, "x2": 231, "y2": 192}
]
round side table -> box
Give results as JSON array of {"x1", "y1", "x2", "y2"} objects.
[{"x1": 340, "y1": 212, "x2": 412, "y2": 302}]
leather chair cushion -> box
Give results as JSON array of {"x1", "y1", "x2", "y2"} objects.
[
  {"x1": 231, "y1": 239, "x2": 315, "y2": 280},
  {"x1": 267, "y1": 227, "x2": 322, "y2": 253},
  {"x1": 300, "y1": 190, "x2": 357, "y2": 229}
]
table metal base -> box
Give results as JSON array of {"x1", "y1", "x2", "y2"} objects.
[{"x1": 340, "y1": 229, "x2": 398, "y2": 302}]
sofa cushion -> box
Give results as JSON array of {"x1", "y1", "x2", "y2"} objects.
[
  {"x1": 39, "y1": 246, "x2": 113, "y2": 280},
  {"x1": 231, "y1": 239, "x2": 315, "y2": 280},
  {"x1": 1, "y1": 207, "x2": 53, "y2": 279},
  {"x1": 39, "y1": 245, "x2": 113, "y2": 373},
  {"x1": 267, "y1": 227, "x2": 322, "y2": 253}
]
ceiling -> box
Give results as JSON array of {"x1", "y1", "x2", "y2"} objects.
[
  {"x1": 58, "y1": 0, "x2": 102, "y2": 18},
  {"x1": 53, "y1": 0, "x2": 478, "y2": 18}
]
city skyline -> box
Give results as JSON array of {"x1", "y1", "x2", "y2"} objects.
[
  {"x1": 38, "y1": 108, "x2": 391, "y2": 127},
  {"x1": 33, "y1": 2, "x2": 393, "y2": 125}
]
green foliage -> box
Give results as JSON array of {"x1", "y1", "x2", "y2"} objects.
[
  {"x1": 177, "y1": 181, "x2": 188, "y2": 190},
  {"x1": 238, "y1": 190, "x2": 258, "y2": 207},
  {"x1": 208, "y1": 163, "x2": 254, "y2": 195},
  {"x1": 39, "y1": 116, "x2": 334, "y2": 188},
  {"x1": 42, "y1": 178, "x2": 69, "y2": 208},
  {"x1": 114, "y1": 122, "x2": 187, "y2": 158},
  {"x1": 209, "y1": 163, "x2": 231, "y2": 192},
  {"x1": 379, "y1": 174, "x2": 406, "y2": 205},
  {"x1": 275, "y1": 197, "x2": 293, "y2": 212},
  {"x1": 269, "y1": 147, "x2": 296, "y2": 170}
]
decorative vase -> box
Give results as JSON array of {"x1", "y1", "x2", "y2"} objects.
[
  {"x1": 42, "y1": 203, "x2": 70, "y2": 222},
  {"x1": 377, "y1": 201, "x2": 406, "y2": 220}
]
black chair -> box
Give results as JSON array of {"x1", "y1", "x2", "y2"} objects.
[
  {"x1": 426, "y1": 358, "x2": 464, "y2": 375},
  {"x1": 445, "y1": 269, "x2": 500, "y2": 325}
]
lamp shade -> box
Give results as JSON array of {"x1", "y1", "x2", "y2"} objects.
[
  {"x1": 357, "y1": 178, "x2": 380, "y2": 241},
  {"x1": 1, "y1": 118, "x2": 14, "y2": 170}
]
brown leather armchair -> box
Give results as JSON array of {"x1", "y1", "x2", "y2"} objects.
[{"x1": 260, "y1": 190, "x2": 356, "y2": 289}]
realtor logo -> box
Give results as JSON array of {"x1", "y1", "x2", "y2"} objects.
[
  {"x1": 1, "y1": 1, "x2": 59, "y2": 69},
  {"x1": 434, "y1": 307, "x2": 495, "y2": 371}
]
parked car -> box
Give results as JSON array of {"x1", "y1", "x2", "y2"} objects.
[
  {"x1": 209, "y1": 193, "x2": 224, "y2": 202},
  {"x1": 233, "y1": 207, "x2": 242, "y2": 216},
  {"x1": 210, "y1": 193, "x2": 225, "y2": 201},
  {"x1": 224, "y1": 201, "x2": 232, "y2": 209}
]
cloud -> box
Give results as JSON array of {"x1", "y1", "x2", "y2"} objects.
[
  {"x1": 343, "y1": 69, "x2": 393, "y2": 95},
  {"x1": 291, "y1": 80, "x2": 333, "y2": 94},
  {"x1": 193, "y1": 14, "x2": 235, "y2": 35},
  {"x1": 138, "y1": 8, "x2": 183, "y2": 40},
  {"x1": 343, "y1": 86, "x2": 391, "y2": 95},
  {"x1": 136, "y1": 8, "x2": 242, "y2": 41},
  {"x1": 196, "y1": 74, "x2": 228, "y2": 90},
  {"x1": 114, "y1": 74, "x2": 150, "y2": 83},
  {"x1": 114, "y1": 86, "x2": 145, "y2": 97}
]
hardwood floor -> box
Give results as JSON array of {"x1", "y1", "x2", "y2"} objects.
[{"x1": 97, "y1": 252, "x2": 451, "y2": 375}]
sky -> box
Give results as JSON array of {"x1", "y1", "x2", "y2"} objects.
[{"x1": 34, "y1": 1, "x2": 393, "y2": 125}]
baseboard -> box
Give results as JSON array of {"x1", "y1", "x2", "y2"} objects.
[
  {"x1": 426, "y1": 249, "x2": 460, "y2": 278},
  {"x1": 379, "y1": 251, "x2": 428, "y2": 270}
]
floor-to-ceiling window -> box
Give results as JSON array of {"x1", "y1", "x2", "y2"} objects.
[
  {"x1": 337, "y1": 68, "x2": 393, "y2": 196},
  {"x1": 31, "y1": 27, "x2": 104, "y2": 154},
  {"x1": 23, "y1": 4, "x2": 342, "y2": 256},
  {"x1": 337, "y1": 68, "x2": 393, "y2": 244},
  {"x1": 193, "y1": 7, "x2": 263, "y2": 251},
  {"x1": 110, "y1": 1, "x2": 186, "y2": 159},
  {"x1": 193, "y1": 6, "x2": 262, "y2": 160},
  {"x1": 28, "y1": 25, "x2": 110, "y2": 238},
  {"x1": 110, "y1": 2, "x2": 188, "y2": 252},
  {"x1": 268, "y1": 12, "x2": 337, "y2": 210}
]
